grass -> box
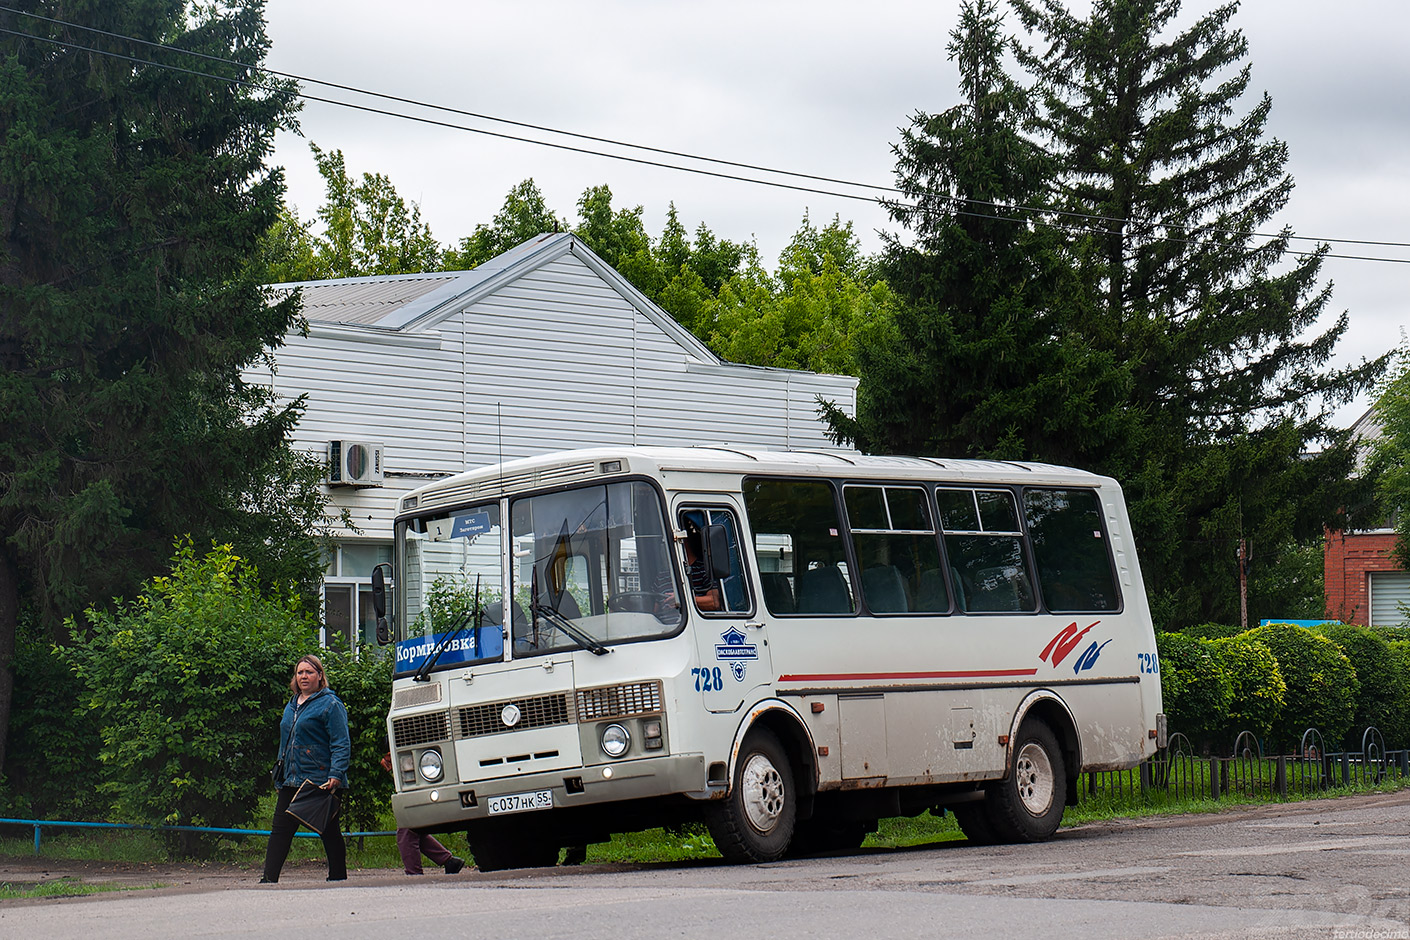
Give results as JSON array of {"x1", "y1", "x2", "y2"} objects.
[
  {"x1": 0, "y1": 877, "x2": 163, "y2": 899},
  {"x1": 0, "y1": 792, "x2": 407, "y2": 872},
  {"x1": 5, "y1": 771, "x2": 1409, "y2": 871}
]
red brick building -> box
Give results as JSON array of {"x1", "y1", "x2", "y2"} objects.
[
  {"x1": 1324, "y1": 527, "x2": 1406, "y2": 626},
  {"x1": 1323, "y1": 408, "x2": 1408, "y2": 627}
]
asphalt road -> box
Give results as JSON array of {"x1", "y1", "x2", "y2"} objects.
[{"x1": 4, "y1": 789, "x2": 1410, "y2": 939}]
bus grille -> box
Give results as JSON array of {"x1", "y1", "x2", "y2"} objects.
[
  {"x1": 392, "y1": 711, "x2": 450, "y2": 747},
  {"x1": 392, "y1": 683, "x2": 442, "y2": 710},
  {"x1": 457, "y1": 694, "x2": 572, "y2": 738},
  {"x1": 576, "y1": 681, "x2": 663, "y2": 721}
]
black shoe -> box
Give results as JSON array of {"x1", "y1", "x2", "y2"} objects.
[
  {"x1": 258, "y1": 877, "x2": 277, "y2": 884},
  {"x1": 444, "y1": 856, "x2": 465, "y2": 875},
  {"x1": 327, "y1": 875, "x2": 347, "y2": 882}
]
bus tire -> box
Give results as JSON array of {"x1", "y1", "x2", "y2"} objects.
[
  {"x1": 951, "y1": 803, "x2": 998, "y2": 845},
  {"x1": 706, "y1": 728, "x2": 796, "y2": 862},
  {"x1": 786, "y1": 818, "x2": 869, "y2": 857},
  {"x1": 468, "y1": 834, "x2": 560, "y2": 872},
  {"x1": 984, "y1": 719, "x2": 1066, "y2": 843}
]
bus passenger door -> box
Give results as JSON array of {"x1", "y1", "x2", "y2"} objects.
[{"x1": 679, "y1": 503, "x2": 772, "y2": 714}]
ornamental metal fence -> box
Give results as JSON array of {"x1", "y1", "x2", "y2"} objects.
[{"x1": 1080, "y1": 726, "x2": 1410, "y2": 807}]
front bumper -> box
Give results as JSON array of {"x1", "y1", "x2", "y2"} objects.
[{"x1": 392, "y1": 753, "x2": 707, "y2": 831}]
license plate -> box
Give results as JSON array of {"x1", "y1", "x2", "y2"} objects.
[{"x1": 487, "y1": 789, "x2": 553, "y2": 815}]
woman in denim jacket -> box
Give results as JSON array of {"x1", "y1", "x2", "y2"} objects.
[{"x1": 260, "y1": 654, "x2": 351, "y2": 883}]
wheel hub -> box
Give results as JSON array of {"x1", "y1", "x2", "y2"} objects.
[
  {"x1": 1014, "y1": 741, "x2": 1055, "y2": 816},
  {"x1": 741, "y1": 752, "x2": 786, "y2": 833}
]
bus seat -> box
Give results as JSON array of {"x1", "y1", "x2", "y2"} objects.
[
  {"x1": 863, "y1": 565, "x2": 909, "y2": 613},
  {"x1": 759, "y1": 572, "x2": 796, "y2": 614},
  {"x1": 972, "y1": 565, "x2": 1032, "y2": 611},
  {"x1": 553, "y1": 589, "x2": 582, "y2": 619},
  {"x1": 916, "y1": 567, "x2": 949, "y2": 611},
  {"x1": 796, "y1": 565, "x2": 853, "y2": 614}
]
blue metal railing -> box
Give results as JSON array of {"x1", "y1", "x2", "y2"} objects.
[{"x1": 0, "y1": 817, "x2": 395, "y2": 855}]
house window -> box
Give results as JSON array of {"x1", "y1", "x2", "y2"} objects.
[
  {"x1": 323, "y1": 542, "x2": 394, "y2": 650},
  {"x1": 1369, "y1": 571, "x2": 1410, "y2": 628}
]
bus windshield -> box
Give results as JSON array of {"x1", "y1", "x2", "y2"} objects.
[
  {"x1": 396, "y1": 501, "x2": 505, "y2": 677},
  {"x1": 510, "y1": 480, "x2": 682, "y2": 655}
]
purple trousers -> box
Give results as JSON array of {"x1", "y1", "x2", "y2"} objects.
[{"x1": 396, "y1": 828, "x2": 454, "y2": 874}]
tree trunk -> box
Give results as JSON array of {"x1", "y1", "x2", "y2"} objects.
[{"x1": 0, "y1": 546, "x2": 19, "y2": 775}]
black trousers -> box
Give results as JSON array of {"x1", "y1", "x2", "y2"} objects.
[{"x1": 262, "y1": 785, "x2": 346, "y2": 881}]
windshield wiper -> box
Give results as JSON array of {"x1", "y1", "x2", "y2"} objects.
[
  {"x1": 530, "y1": 566, "x2": 610, "y2": 656},
  {"x1": 413, "y1": 575, "x2": 481, "y2": 681},
  {"x1": 531, "y1": 601, "x2": 611, "y2": 656}
]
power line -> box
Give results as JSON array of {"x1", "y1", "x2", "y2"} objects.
[
  {"x1": 1, "y1": 9, "x2": 1407, "y2": 266},
  {"x1": 0, "y1": 6, "x2": 894, "y2": 198}
]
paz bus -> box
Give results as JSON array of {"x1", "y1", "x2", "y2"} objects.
[{"x1": 372, "y1": 447, "x2": 1165, "y2": 869}]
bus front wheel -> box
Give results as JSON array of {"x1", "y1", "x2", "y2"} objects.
[
  {"x1": 984, "y1": 718, "x2": 1066, "y2": 843},
  {"x1": 706, "y1": 728, "x2": 796, "y2": 863}
]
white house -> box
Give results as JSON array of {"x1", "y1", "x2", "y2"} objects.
[{"x1": 248, "y1": 233, "x2": 859, "y2": 646}]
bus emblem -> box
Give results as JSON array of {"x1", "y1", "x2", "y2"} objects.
[
  {"x1": 501, "y1": 703, "x2": 522, "y2": 727},
  {"x1": 715, "y1": 627, "x2": 758, "y2": 682}
]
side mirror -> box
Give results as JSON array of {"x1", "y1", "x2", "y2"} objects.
[
  {"x1": 705, "y1": 523, "x2": 732, "y2": 582},
  {"x1": 372, "y1": 563, "x2": 391, "y2": 645}
]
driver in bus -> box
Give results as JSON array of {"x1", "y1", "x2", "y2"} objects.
[{"x1": 681, "y1": 517, "x2": 722, "y2": 611}]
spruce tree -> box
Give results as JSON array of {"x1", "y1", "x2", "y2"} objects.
[
  {"x1": 828, "y1": 0, "x2": 1133, "y2": 466},
  {"x1": 1011, "y1": 0, "x2": 1384, "y2": 625},
  {"x1": 0, "y1": 1, "x2": 305, "y2": 769}
]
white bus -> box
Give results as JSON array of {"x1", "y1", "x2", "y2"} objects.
[{"x1": 373, "y1": 447, "x2": 1165, "y2": 869}]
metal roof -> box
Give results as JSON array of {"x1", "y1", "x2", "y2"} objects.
[
  {"x1": 265, "y1": 234, "x2": 726, "y2": 367},
  {"x1": 271, "y1": 273, "x2": 465, "y2": 326}
]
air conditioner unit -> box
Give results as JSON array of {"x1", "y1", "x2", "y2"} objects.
[{"x1": 328, "y1": 440, "x2": 384, "y2": 487}]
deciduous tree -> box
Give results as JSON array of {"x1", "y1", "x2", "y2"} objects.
[{"x1": 1369, "y1": 348, "x2": 1410, "y2": 571}]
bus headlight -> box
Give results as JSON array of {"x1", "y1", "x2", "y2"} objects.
[
  {"x1": 419, "y1": 749, "x2": 444, "y2": 782},
  {"x1": 601, "y1": 724, "x2": 630, "y2": 758}
]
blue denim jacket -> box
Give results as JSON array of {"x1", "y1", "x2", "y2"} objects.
[{"x1": 276, "y1": 687, "x2": 351, "y2": 789}]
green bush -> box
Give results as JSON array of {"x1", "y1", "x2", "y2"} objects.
[
  {"x1": 1371, "y1": 625, "x2": 1410, "y2": 643},
  {"x1": 1244, "y1": 622, "x2": 1359, "y2": 752},
  {"x1": 1210, "y1": 635, "x2": 1285, "y2": 747},
  {"x1": 1155, "y1": 632, "x2": 1232, "y2": 751},
  {"x1": 2, "y1": 618, "x2": 106, "y2": 819},
  {"x1": 1182, "y1": 622, "x2": 1244, "y2": 640},
  {"x1": 65, "y1": 540, "x2": 311, "y2": 857},
  {"x1": 321, "y1": 646, "x2": 394, "y2": 835},
  {"x1": 1385, "y1": 640, "x2": 1410, "y2": 748},
  {"x1": 1315, "y1": 624, "x2": 1408, "y2": 748}
]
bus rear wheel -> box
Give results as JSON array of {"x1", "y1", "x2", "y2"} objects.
[
  {"x1": 983, "y1": 719, "x2": 1066, "y2": 843},
  {"x1": 786, "y1": 818, "x2": 870, "y2": 857},
  {"x1": 706, "y1": 728, "x2": 796, "y2": 863},
  {"x1": 951, "y1": 803, "x2": 997, "y2": 845}
]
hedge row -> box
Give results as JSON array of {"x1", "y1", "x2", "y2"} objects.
[
  {"x1": 1, "y1": 542, "x2": 394, "y2": 857},
  {"x1": 1158, "y1": 621, "x2": 1410, "y2": 754}
]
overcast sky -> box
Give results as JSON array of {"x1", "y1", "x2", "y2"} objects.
[{"x1": 262, "y1": 0, "x2": 1408, "y2": 428}]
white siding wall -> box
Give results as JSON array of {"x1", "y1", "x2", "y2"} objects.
[{"x1": 247, "y1": 247, "x2": 857, "y2": 542}]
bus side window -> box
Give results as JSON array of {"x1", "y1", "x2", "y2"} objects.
[
  {"x1": 936, "y1": 488, "x2": 1037, "y2": 613},
  {"x1": 844, "y1": 484, "x2": 946, "y2": 615},
  {"x1": 743, "y1": 478, "x2": 856, "y2": 616},
  {"x1": 678, "y1": 507, "x2": 752, "y2": 615},
  {"x1": 1023, "y1": 488, "x2": 1121, "y2": 612}
]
